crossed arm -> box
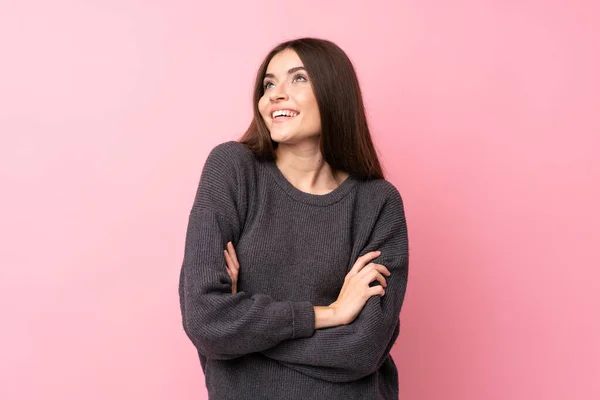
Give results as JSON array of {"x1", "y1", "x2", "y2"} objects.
[
  {"x1": 221, "y1": 217, "x2": 408, "y2": 382},
  {"x1": 179, "y1": 143, "x2": 409, "y2": 382},
  {"x1": 180, "y1": 197, "x2": 408, "y2": 383},
  {"x1": 225, "y1": 241, "x2": 389, "y2": 329}
]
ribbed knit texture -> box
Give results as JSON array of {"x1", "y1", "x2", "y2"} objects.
[{"x1": 178, "y1": 141, "x2": 409, "y2": 400}]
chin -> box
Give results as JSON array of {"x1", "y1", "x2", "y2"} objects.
[
  {"x1": 268, "y1": 124, "x2": 320, "y2": 142},
  {"x1": 269, "y1": 130, "x2": 296, "y2": 142}
]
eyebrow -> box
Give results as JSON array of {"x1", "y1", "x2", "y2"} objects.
[{"x1": 264, "y1": 66, "x2": 307, "y2": 80}]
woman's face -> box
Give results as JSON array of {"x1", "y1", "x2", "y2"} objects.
[{"x1": 258, "y1": 49, "x2": 321, "y2": 144}]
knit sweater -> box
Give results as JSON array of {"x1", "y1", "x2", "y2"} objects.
[{"x1": 178, "y1": 141, "x2": 409, "y2": 400}]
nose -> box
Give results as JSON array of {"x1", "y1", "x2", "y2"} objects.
[{"x1": 269, "y1": 83, "x2": 289, "y2": 102}]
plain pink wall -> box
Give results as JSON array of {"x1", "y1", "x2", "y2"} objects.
[{"x1": 1, "y1": 1, "x2": 598, "y2": 399}]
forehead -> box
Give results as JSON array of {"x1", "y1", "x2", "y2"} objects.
[{"x1": 265, "y1": 49, "x2": 303, "y2": 74}]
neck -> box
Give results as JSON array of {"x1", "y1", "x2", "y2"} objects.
[{"x1": 274, "y1": 142, "x2": 347, "y2": 194}]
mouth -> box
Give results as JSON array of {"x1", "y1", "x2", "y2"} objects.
[{"x1": 271, "y1": 109, "x2": 299, "y2": 120}]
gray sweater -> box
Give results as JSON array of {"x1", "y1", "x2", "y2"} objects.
[{"x1": 178, "y1": 141, "x2": 409, "y2": 399}]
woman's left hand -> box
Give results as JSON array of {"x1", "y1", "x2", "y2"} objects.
[{"x1": 223, "y1": 241, "x2": 239, "y2": 294}]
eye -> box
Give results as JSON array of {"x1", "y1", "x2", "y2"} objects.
[
  {"x1": 292, "y1": 74, "x2": 308, "y2": 83},
  {"x1": 263, "y1": 81, "x2": 274, "y2": 90}
]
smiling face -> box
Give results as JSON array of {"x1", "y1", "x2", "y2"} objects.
[{"x1": 258, "y1": 49, "x2": 322, "y2": 145}]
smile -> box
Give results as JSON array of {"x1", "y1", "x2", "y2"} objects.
[{"x1": 271, "y1": 109, "x2": 299, "y2": 118}]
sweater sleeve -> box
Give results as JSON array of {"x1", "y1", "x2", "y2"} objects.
[
  {"x1": 260, "y1": 187, "x2": 409, "y2": 382},
  {"x1": 178, "y1": 142, "x2": 315, "y2": 360}
]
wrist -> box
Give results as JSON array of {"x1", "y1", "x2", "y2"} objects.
[{"x1": 313, "y1": 305, "x2": 340, "y2": 329}]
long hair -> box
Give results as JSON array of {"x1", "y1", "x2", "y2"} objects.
[{"x1": 238, "y1": 37, "x2": 384, "y2": 180}]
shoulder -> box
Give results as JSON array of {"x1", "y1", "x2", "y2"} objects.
[
  {"x1": 355, "y1": 178, "x2": 405, "y2": 210},
  {"x1": 206, "y1": 140, "x2": 255, "y2": 166},
  {"x1": 203, "y1": 141, "x2": 257, "y2": 178},
  {"x1": 193, "y1": 141, "x2": 256, "y2": 214},
  {"x1": 210, "y1": 140, "x2": 252, "y2": 156},
  {"x1": 357, "y1": 178, "x2": 408, "y2": 247}
]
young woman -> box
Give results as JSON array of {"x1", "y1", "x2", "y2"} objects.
[{"x1": 179, "y1": 37, "x2": 409, "y2": 399}]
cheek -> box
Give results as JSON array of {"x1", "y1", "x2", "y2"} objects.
[
  {"x1": 258, "y1": 97, "x2": 269, "y2": 120},
  {"x1": 295, "y1": 91, "x2": 315, "y2": 111},
  {"x1": 302, "y1": 95, "x2": 320, "y2": 124}
]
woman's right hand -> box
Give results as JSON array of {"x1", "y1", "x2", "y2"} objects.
[{"x1": 315, "y1": 251, "x2": 390, "y2": 328}]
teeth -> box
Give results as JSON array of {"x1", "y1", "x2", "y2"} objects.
[{"x1": 272, "y1": 110, "x2": 298, "y2": 118}]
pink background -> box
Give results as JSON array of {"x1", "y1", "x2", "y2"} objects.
[{"x1": 1, "y1": 1, "x2": 598, "y2": 399}]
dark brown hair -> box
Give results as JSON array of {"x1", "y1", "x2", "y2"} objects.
[{"x1": 238, "y1": 37, "x2": 384, "y2": 180}]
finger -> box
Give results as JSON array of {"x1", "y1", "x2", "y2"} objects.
[
  {"x1": 366, "y1": 270, "x2": 387, "y2": 288},
  {"x1": 227, "y1": 242, "x2": 240, "y2": 268},
  {"x1": 374, "y1": 264, "x2": 391, "y2": 277},
  {"x1": 224, "y1": 250, "x2": 237, "y2": 273},
  {"x1": 224, "y1": 249, "x2": 231, "y2": 266},
  {"x1": 368, "y1": 285, "x2": 385, "y2": 297},
  {"x1": 357, "y1": 263, "x2": 389, "y2": 278},
  {"x1": 349, "y1": 251, "x2": 381, "y2": 275},
  {"x1": 224, "y1": 262, "x2": 233, "y2": 279},
  {"x1": 358, "y1": 262, "x2": 380, "y2": 273},
  {"x1": 224, "y1": 249, "x2": 238, "y2": 271},
  {"x1": 360, "y1": 267, "x2": 386, "y2": 287}
]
